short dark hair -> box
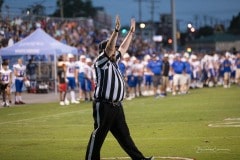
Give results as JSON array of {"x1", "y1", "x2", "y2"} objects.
[
  {"x1": 2, "y1": 61, "x2": 8, "y2": 66},
  {"x1": 58, "y1": 56, "x2": 63, "y2": 61},
  {"x1": 99, "y1": 40, "x2": 108, "y2": 54},
  {"x1": 98, "y1": 40, "x2": 120, "y2": 54}
]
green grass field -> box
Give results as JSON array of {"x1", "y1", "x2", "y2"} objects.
[{"x1": 0, "y1": 86, "x2": 240, "y2": 160}]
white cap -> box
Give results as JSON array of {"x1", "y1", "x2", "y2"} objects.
[
  {"x1": 175, "y1": 53, "x2": 181, "y2": 58},
  {"x1": 164, "y1": 54, "x2": 169, "y2": 58},
  {"x1": 68, "y1": 53, "x2": 74, "y2": 58},
  {"x1": 225, "y1": 51, "x2": 231, "y2": 57},
  {"x1": 169, "y1": 54, "x2": 174, "y2": 59},
  {"x1": 131, "y1": 56, "x2": 137, "y2": 61},
  {"x1": 144, "y1": 54, "x2": 151, "y2": 61},
  {"x1": 190, "y1": 54, "x2": 197, "y2": 59},
  {"x1": 123, "y1": 53, "x2": 130, "y2": 59},
  {"x1": 80, "y1": 55, "x2": 86, "y2": 59},
  {"x1": 183, "y1": 52, "x2": 189, "y2": 58},
  {"x1": 0, "y1": 30, "x2": 4, "y2": 36},
  {"x1": 86, "y1": 58, "x2": 92, "y2": 63}
]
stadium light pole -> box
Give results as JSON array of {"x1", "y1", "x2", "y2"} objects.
[
  {"x1": 171, "y1": 0, "x2": 177, "y2": 52},
  {"x1": 60, "y1": 0, "x2": 64, "y2": 19}
]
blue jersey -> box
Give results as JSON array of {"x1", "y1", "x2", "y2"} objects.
[
  {"x1": 118, "y1": 61, "x2": 126, "y2": 76},
  {"x1": 172, "y1": 60, "x2": 185, "y2": 74},
  {"x1": 147, "y1": 60, "x2": 162, "y2": 75},
  {"x1": 223, "y1": 59, "x2": 231, "y2": 72},
  {"x1": 183, "y1": 61, "x2": 192, "y2": 74}
]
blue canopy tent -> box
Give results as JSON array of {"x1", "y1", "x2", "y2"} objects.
[{"x1": 0, "y1": 28, "x2": 78, "y2": 94}]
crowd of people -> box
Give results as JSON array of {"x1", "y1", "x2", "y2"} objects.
[
  {"x1": 118, "y1": 51, "x2": 240, "y2": 100},
  {"x1": 0, "y1": 16, "x2": 153, "y2": 60},
  {"x1": 0, "y1": 16, "x2": 240, "y2": 107},
  {"x1": 54, "y1": 49, "x2": 240, "y2": 106}
]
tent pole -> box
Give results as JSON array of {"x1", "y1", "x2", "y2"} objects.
[{"x1": 54, "y1": 53, "x2": 57, "y2": 95}]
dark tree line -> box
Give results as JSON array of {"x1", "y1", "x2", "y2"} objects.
[{"x1": 52, "y1": 0, "x2": 96, "y2": 18}]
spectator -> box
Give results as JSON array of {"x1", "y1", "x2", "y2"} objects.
[
  {"x1": 133, "y1": 58, "x2": 144, "y2": 97},
  {"x1": 84, "y1": 58, "x2": 94, "y2": 101},
  {"x1": 13, "y1": 58, "x2": 27, "y2": 104},
  {"x1": 235, "y1": 52, "x2": 240, "y2": 86},
  {"x1": 57, "y1": 56, "x2": 67, "y2": 106},
  {"x1": 160, "y1": 53, "x2": 170, "y2": 97},
  {"x1": 181, "y1": 53, "x2": 192, "y2": 94},
  {"x1": 76, "y1": 55, "x2": 87, "y2": 101},
  {"x1": 26, "y1": 58, "x2": 38, "y2": 92},
  {"x1": 0, "y1": 61, "x2": 12, "y2": 107},
  {"x1": 222, "y1": 52, "x2": 232, "y2": 88},
  {"x1": 143, "y1": 54, "x2": 153, "y2": 96},
  {"x1": 171, "y1": 54, "x2": 185, "y2": 95},
  {"x1": 147, "y1": 54, "x2": 162, "y2": 98},
  {"x1": 65, "y1": 54, "x2": 79, "y2": 104}
]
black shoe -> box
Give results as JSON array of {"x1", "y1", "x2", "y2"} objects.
[
  {"x1": 15, "y1": 101, "x2": 20, "y2": 105},
  {"x1": 19, "y1": 101, "x2": 26, "y2": 104}
]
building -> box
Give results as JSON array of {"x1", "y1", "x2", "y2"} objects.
[{"x1": 187, "y1": 33, "x2": 240, "y2": 52}]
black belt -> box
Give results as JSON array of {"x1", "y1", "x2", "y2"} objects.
[{"x1": 94, "y1": 99, "x2": 121, "y2": 107}]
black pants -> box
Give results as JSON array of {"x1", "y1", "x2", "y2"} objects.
[
  {"x1": 85, "y1": 100, "x2": 145, "y2": 160},
  {"x1": 0, "y1": 84, "x2": 8, "y2": 102}
]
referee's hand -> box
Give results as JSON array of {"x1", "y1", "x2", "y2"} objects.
[
  {"x1": 115, "y1": 15, "x2": 121, "y2": 31},
  {"x1": 130, "y1": 18, "x2": 135, "y2": 33}
]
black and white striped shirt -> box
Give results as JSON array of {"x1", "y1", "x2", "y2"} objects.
[{"x1": 94, "y1": 51, "x2": 125, "y2": 102}]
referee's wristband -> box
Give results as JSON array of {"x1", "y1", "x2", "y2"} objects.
[{"x1": 115, "y1": 28, "x2": 119, "y2": 32}]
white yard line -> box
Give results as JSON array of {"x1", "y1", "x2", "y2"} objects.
[
  {"x1": 0, "y1": 109, "x2": 89, "y2": 125},
  {"x1": 208, "y1": 117, "x2": 240, "y2": 127},
  {"x1": 1, "y1": 136, "x2": 240, "y2": 142}
]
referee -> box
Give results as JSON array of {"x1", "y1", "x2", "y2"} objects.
[{"x1": 85, "y1": 15, "x2": 154, "y2": 160}]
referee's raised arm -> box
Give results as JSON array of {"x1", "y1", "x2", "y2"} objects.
[
  {"x1": 118, "y1": 18, "x2": 136, "y2": 55},
  {"x1": 105, "y1": 15, "x2": 121, "y2": 57}
]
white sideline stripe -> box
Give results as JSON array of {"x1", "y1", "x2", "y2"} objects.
[
  {"x1": 0, "y1": 109, "x2": 89, "y2": 125},
  {"x1": 209, "y1": 117, "x2": 240, "y2": 127},
  {"x1": 101, "y1": 156, "x2": 194, "y2": 160},
  {"x1": 208, "y1": 124, "x2": 240, "y2": 127},
  {"x1": 2, "y1": 136, "x2": 240, "y2": 142},
  {"x1": 224, "y1": 118, "x2": 240, "y2": 121}
]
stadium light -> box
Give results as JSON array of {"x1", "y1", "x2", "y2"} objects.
[
  {"x1": 190, "y1": 27, "x2": 195, "y2": 32},
  {"x1": 187, "y1": 23, "x2": 192, "y2": 28},
  {"x1": 139, "y1": 23, "x2": 146, "y2": 29}
]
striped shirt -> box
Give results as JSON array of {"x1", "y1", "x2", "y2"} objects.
[{"x1": 94, "y1": 51, "x2": 125, "y2": 102}]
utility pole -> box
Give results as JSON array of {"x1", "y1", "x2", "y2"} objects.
[
  {"x1": 133, "y1": 0, "x2": 143, "y2": 22},
  {"x1": 138, "y1": 0, "x2": 142, "y2": 22},
  {"x1": 150, "y1": 0, "x2": 154, "y2": 23},
  {"x1": 60, "y1": 0, "x2": 64, "y2": 19},
  {"x1": 150, "y1": 0, "x2": 154, "y2": 41},
  {"x1": 134, "y1": 0, "x2": 160, "y2": 40},
  {"x1": 171, "y1": 0, "x2": 177, "y2": 52}
]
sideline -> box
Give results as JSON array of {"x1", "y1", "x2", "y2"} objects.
[{"x1": 0, "y1": 92, "x2": 59, "y2": 108}]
